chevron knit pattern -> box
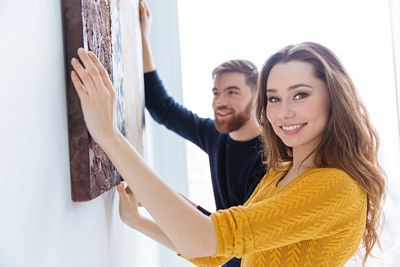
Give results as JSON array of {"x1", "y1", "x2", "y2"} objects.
[{"x1": 189, "y1": 167, "x2": 367, "y2": 267}]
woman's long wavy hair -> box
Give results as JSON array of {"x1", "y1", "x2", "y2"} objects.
[{"x1": 256, "y1": 42, "x2": 385, "y2": 264}]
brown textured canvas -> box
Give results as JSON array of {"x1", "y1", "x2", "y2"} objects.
[{"x1": 61, "y1": 0, "x2": 144, "y2": 201}]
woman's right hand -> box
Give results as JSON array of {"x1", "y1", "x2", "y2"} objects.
[{"x1": 117, "y1": 181, "x2": 141, "y2": 227}]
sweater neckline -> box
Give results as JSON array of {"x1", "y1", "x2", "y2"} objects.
[{"x1": 273, "y1": 167, "x2": 318, "y2": 190}]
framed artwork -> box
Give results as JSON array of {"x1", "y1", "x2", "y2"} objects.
[{"x1": 61, "y1": 0, "x2": 144, "y2": 201}]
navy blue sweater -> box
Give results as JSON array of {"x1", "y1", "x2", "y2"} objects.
[{"x1": 144, "y1": 71, "x2": 266, "y2": 267}]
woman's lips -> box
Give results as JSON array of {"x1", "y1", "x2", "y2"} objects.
[{"x1": 280, "y1": 123, "x2": 306, "y2": 135}]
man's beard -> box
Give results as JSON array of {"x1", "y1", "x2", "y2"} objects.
[{"x1": 214, "y1": 100, "x2": 253, "y2": 134}]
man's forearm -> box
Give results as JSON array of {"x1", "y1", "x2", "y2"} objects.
[{"x1": 142, "y1": 37, "x2": 155, "y2": 73}]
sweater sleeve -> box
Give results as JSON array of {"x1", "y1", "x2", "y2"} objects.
[
  {"x1": 144, "y1": 71, "x2": 215, "y2": 152},
  {"x1": 188, "y1": 169, "x2": 366, "y2": 265}
]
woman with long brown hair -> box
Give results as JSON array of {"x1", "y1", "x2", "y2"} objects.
[
  {"x1": 70, "y1": 41, "x2": 385, "y2": 266},
  {"x1": 255, "y1": 42, "x2": 386, "y2": 264}
]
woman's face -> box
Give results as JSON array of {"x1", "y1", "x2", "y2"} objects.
[{"x1": 266, "y1": 60, "x2": 329, "y2": 153}]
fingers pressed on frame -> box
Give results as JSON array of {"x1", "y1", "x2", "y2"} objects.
[
  {"x1": 71, "y1": 71, "x2": 88, "y2": 100},
  {"x1": 117, "y1": 183, "x2": 125, "y2": 195},
  {"x1": 87, "y1": 51, "x2": 116, "y2": 98},
  {"x1": 139, "y1": 0, "x2": 148, "y2": 17},
  {"x1": 139, "y1": 0, "x2": 144, "y2": 12},
  {"x1": 71, "y1": 57, "x2": 96, "y2": 94},
  {"x1": 87, "y1": 52, "x2": 113, "y2": 88},
  {"x1": 77, "y1": 48, "x2": 105, "y2": 91}
]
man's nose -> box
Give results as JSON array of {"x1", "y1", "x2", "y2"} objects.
[{"x1": 215, "y1": 95, "x2": 227, "y2": 107}]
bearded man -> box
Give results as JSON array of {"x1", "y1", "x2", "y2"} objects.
[{"x1": 144, "y1": 57, "x2": 265, "y2": 213}]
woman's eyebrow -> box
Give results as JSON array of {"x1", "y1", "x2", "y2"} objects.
[{"x1": 267, "y1": 83, "x2": 313, "y2": 93}]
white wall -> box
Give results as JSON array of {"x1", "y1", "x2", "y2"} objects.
[{"x1": 0, "y1": 1, "x2": 160, "y2": 266}]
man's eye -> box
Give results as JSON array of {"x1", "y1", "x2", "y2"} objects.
[{"x1": 228, "y1": 91, "x2": 238, "y2": 95}]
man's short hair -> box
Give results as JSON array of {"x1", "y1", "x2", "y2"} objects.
[{"x1": 212, "y1": 59, "x2": 259, "y2": 92}]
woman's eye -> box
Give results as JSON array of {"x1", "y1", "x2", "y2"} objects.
[
  {"x1": 267, "y1": 96, "x2": 279, "y2": 103},
  {"x1": 294, "y1": 92, "x2": 308, "y2": 100}
]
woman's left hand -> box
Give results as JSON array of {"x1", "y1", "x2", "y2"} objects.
[
  {"x1": 70, "y1": 48, "x2": 119, "y2": 146},
  {"x1": 117, "y1": 181, "x2": 142, "y2": 227}
]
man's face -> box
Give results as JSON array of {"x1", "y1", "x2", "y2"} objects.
[{"x1": 212, "y1": 72, "x2": 254, "y2": 134}]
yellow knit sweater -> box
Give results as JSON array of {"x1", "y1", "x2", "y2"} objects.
[{"x1": 189, "y1": 167, "x2": 367, "y2": 267}]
